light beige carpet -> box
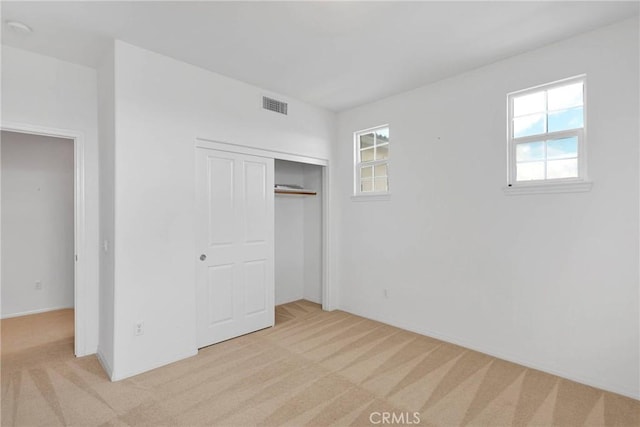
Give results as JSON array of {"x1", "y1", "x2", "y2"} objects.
[
  {"x1": 1, "y1": 309, "x2": 74, "y2": 355},
  {"x1": 1, "y1": 301, "x2": 638, "y2": 426}
]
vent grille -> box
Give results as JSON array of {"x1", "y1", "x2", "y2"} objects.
[{"x1": 262, "y1": 96, "x2": 288, "y2": 115}]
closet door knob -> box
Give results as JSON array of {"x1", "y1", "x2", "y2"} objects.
[{"x1": 200, "y1": 254, "x2": 207, "y2": 261}]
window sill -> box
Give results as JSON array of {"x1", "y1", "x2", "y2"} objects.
[
  {"x1": 503, "y1": 181, "x2": 593, "y2": 195},
  {"x1": 351, "y1": 193, "x2": 392, "y2": 202}
]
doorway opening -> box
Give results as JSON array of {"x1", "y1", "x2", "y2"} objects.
[
  {"x1": 1, "y1": 131, "x2": 75, "y2": 355},
  {"x1": 0, "y1": 125, "x2": 86, "y2": 357}
]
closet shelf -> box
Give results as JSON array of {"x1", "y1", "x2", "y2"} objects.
[{"x1": 275, "y1": 188, "x2": 317, "y2": 196}]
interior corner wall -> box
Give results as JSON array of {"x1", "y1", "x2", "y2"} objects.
[
  {"x1": 334, "y1": 17, "x2": 640, "y2": 399},
  {"x1": 275, "y1": 160, "x2": 305, "y2": 305},
  {"x1": 1, "y1": 46, "x2": 100, "y2": 355},
  {"x1": 111, "y1": 41, "x2": 335, "y2": 380},
  {"x1": 302, "y1": 164, "x2": 323, "y2": 304},
  {"x1": 1, "y1": 131, "x2": 75, "y2": 317},
  {"x1": 97, "y1": 43, "x2": 116, "y2": 376}
]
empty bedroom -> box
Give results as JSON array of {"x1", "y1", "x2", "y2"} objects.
[{"x1": 1, "y1": 1, "x2": 638, "y2": 426}]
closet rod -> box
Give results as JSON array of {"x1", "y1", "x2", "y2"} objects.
[{"x1": 274, "y1": 189, "x2": 317, "y2": 196}]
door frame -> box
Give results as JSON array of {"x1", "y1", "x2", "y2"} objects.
[
  {"x1": 1, "y1": 121, "x2": 88, "y2": 356},
  {"x1": 195, "y1": 138, "x2": 334, "y2": 311}
]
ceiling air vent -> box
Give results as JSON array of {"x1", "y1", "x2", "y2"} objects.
[{"x1": 262, "y1": 96, "x2": 288, "y2": 115}]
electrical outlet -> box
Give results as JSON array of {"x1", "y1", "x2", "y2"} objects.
[
  {"x1": 35, "y1": 281, "x2": 43, "y2": 290},
  {"x1": 135, "y1": 321, "x2": 144, "y2": 336}
]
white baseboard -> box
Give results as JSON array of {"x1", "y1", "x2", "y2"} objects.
[
  {"x1": 1, "y1": 305, "x2": 74, "y2": 319},
  {"x1": 303, "y1": 295, "x2": 322, "y2": 305},
  {"x1": 276, "y1": 296, "x2": 305, "y2": 306},
  {"x1": 96, "y1": 348, "x2": 113, "y2": 380},
  {"x1": 110, "y1": 348, "x2": 198, "y2": 382},
  {"x1": 341, "y1": 305, "x2": 640, "y2": 401}
]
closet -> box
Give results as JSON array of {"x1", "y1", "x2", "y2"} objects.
[{"x1": 274, "y1": 159, "x2": 323, "y2": 306}]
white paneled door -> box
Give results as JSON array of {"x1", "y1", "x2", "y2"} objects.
[{"x1": 196, "y1": 148, "x2": 274, "y2": 348}]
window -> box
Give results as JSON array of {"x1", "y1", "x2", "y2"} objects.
[
  {"x1": 507, "y1": 76, "x2": 589, "y2": 190},
  {"x1": 354, "y1": 125, "x2": 389, "y2": 196}
]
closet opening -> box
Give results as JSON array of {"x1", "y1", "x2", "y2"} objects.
[
  {"x1": 274, "y1": 159, "x2": 324, "y2": 319},
  {"x1": 194, "y1": 138, "x2": 331, "y2": 346}
]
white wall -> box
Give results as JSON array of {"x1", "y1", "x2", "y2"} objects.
[
  {"x1": 97, "y1": 43, "x2": 116, "y2": 375},
  {"x1": 1, "y1": 46, "x2": 100, "y2": 355},
  {"x1": 303, "y1": 164, "x2": 323, "y2": 304},
  {"x1": 275, "y1": 160, "x2": 305, "y2": 305},
  {"x1": 110, "y1": 41, "x2": 334, "y2": 380},
  {"x1": 334, "y1": 18, "x2": 639, "y2": 399},
  {"x1": 1, "y1": 131, "x2": 74, "y2": 317}
]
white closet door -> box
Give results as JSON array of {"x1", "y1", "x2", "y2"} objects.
[{"x1": 195, "y1": 148, "x2": 274, "y2": 348}]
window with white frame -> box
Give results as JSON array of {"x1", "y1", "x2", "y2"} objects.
[
  {"x1": 508, "y1": 75, "x2": 586, "y2": 185},
  {"x1": 355, "y1": 125, "x2": 389, "y2": 195}
]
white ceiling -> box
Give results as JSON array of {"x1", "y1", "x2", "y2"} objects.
[{"x1": 2, "y1": 1, "x2": 638, "y2": 111}]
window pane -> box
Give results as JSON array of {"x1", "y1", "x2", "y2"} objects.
[
  {"x1": 361, "y1": 179, "x2": 373, "y2": 192},
  {"x1": 513, "y1": 91, "x2": 545, "y2": 117},
  {"x1": 516, "y1": 161, "x2": 545, "y2": 181},
  {"x1": 516, "y1": 141, "x2": 545, "y2": 162},
  {"x1": 360, "y1": 147, "x2": 374, "y2": 162},
  {"x1": 374, "y1": 177, "x2": 388, "y2": 192},
  {"x1": 547, "y1": 159, "x2": 578, "y2": 179},
  {"x1": 548, "y1": 107, "x2": 583, "y2": 133},
  {"x1": 359, "y1": 133, "x2": 374, "y2": 149},
  {"x1": 547, "y1": 137, "x2": 577, "y2": 160},
  {"x1": 374, "y1": 163, "x2": 387, "y2": 177},
  {"x1": 375, "y1": 127, "x2": 389, "y2": 143},
  {"x1": 548, "y1": 82, "x2": 583, "y2": 111},
  {"x1": 375, "y1": 144, "x2": 389, "y2": 160},
  {"x1": 360, "y1": 165, "x2": 373, "y2": 179},
  {"x1": 513, "y1": 114, "x2": 545, "y2": 138}
]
